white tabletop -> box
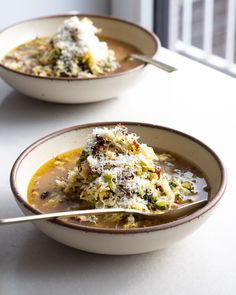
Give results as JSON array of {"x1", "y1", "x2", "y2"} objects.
[{"x1": 0, "y1": 48, "x2": 235, "y2": 295}]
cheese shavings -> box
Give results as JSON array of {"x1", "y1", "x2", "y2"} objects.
[
  {"x1": 56, "y1": 125, "x2": 197, "y2": 226},
  {"x1": 51, "y1": 16, "x2": 119, "y2": 77}
]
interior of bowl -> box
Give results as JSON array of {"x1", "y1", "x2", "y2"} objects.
[
  {"x1": 11, "y1": 122, "x2": 226, "y2": 231},
  {"x1": 0, "y1": 14, "x2": 159, "y2": 60}
]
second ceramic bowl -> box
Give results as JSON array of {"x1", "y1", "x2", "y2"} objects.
[{"x1": 0, "y1": 14, "x2": 159, "y2": 103}]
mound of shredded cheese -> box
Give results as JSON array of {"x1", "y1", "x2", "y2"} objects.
[
  {"x1": 51, "y1": 16, "x2": 119, "y2": 77},
  {"x1": 56, "y1": 125, "x2": 196, "y2": 220}
]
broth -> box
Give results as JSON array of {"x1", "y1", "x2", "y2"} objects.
[
  {"x1": 2, "y1": 36, "x2": 143, "y2": 77},
  {"x1": 28, "y1": 148, "x2": 209, "y2": 229}
]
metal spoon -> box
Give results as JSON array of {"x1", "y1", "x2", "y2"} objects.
[
  {"x1": 0, "y1": 199, "x2": 207, "y2": 225},
  {"x1": 129, "y1": 53, "x2": 177, "y2": 73}
]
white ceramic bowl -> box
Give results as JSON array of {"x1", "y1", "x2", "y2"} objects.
[
  {"x1": 0, "y1": 14, "x2": 159, "y2": 104},
  {"x1": 10, "y1": 122, "x2": 226, "y2": 255}
]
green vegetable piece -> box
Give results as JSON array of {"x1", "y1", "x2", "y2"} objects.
[
  {"x1": 137, "y1": 187, "x2": 144, "y2": 197},
  {"x1": 77, "y1": 150, "x2": 92, "y2": 164},
  {"x1": 103, "y1": 173, "x2": 112, "y2": 183},
  {"x1": 155, "y1": 200, "x2": 169, "y2": 210},
  {"x1": 169, "y1": 180, "x2": 178, "y2": 189},
  {"x1": 175, "y1": 194, "x2": 185, "y2": 204},
  {"x1": 181, "y1": 181, "x2": 194, "y2": 192},
  {"x1": 103, "y1": 174, "x2": 114, "y2": 190},
  {"x1": 149, "y1": 195, "x2": 157, "y2": 204}
]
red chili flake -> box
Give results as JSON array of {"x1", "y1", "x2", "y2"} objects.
[{"x1": 130, "y1": 140, "x2": 140, "y2": 152}]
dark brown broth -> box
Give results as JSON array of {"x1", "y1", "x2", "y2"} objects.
[
  {"x1": 2, "y1": 36, "x2": 143, "y2": 76},
  {"x1": 100, "y1": 36, "x2": 143, "y2": 73}
]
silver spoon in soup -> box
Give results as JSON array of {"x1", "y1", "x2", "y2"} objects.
[
  {"x1": 129, "y1": 53, "x2": 177, "y2": 73},
  {"x1": 0, "y1": 199, "x2": 207, "y2": 225}
]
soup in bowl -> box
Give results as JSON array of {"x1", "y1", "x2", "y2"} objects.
[
  {"x1": 10, "y1": 122, "x2": 226, "y2": 255},
  {"x1": 0, "y1": 15, "x2": 159, "y2": 103}
]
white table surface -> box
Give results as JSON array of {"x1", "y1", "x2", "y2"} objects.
[{"x1": 0, "y1": 48, "x2": 235, "y2": 295}]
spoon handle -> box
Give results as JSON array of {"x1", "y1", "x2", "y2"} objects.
[
  {"x1": 0, "y1": 200, "x2": 208, "y2": 225},
  {"x1": 0, "y1": 208, "x2": 129, "y2": 225},
  {"x1": 130, "y1": 53, "x2": 177, "y2": 73}
]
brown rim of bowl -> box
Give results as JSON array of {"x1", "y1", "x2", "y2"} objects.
[
  {"x1": 0, "y1": 13, "x2": 160, "y2": 81},
  {"x1": 10, "y1": 121, "x2": 227, "y2": 234}
]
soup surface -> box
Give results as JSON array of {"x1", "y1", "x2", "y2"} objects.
[
  {"x1": 28, "y1": 148, "x2": 209, "y2": 229},
  {"x1": 1, "y1": 17, "x2": 143, "y2": 78},
  {"x1": 2, "y1": 36, "x2": 142, "y2": 77}
]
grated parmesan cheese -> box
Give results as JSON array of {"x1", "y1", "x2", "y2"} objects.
[
  {"x1": 57, "y1": 125, "x2": 196, "y2": 216},
  {"x1": 53, "y1": 16, "x2": 119, "y2": 76}
]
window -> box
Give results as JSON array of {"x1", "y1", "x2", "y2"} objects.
[
  {"x1": 162, "y1": 0, "x2": 236, "y2": 77},
  {"x1": 112, "y1": 0, "x2": 236, "y2": 77}
]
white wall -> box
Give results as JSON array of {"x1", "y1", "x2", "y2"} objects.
[
  {"x1": 0, "y1": 0, "x2": 110, "y2": 29},
  {"x1": 111, "y1": 0, "x2": 154, "y2": 31}
]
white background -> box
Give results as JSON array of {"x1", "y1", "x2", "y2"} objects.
[
  {"x1": 0, "y1": 0, "x2": 153, "y2": 31},
  {"x1": 0, "y1": 0, "x2": 110, "y2": 29}
]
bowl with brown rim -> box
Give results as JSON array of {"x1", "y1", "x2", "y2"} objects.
[
  {"x1": 10, "y1": 122, "x2": 227, "y2": 255},
  {"x1": 0, "y1": 14, "x2": 159, "y2": 104}
]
